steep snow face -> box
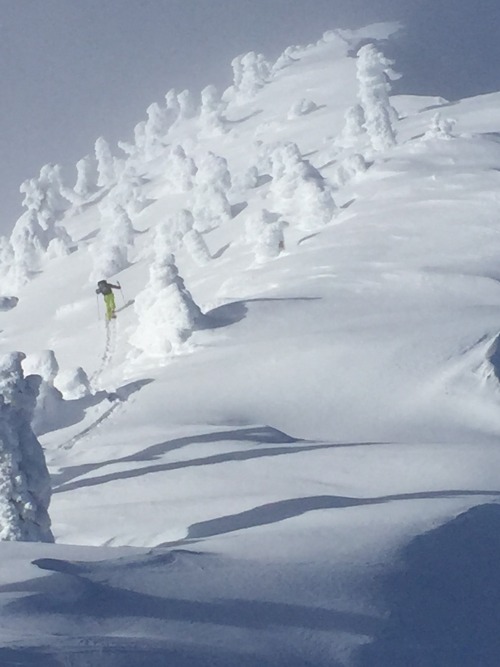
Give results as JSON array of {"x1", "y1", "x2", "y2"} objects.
[{"x1": 0, "y1": 21, "x2": 500, "y2": 667}]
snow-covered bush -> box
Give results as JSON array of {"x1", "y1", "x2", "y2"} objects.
[
  {"x1": 423, "y1": 113, "x2": 457, "y2": 140},
  {"x1": 22, "y1": 350, "x2": 64, "y2": 435},
  {"x1": 332, "y1": 153, "x2": 368, "y2": 187},
  {"x1": 337, "y1": 104, "x2": 367, "y2": 147},
  {"x1": 89, "y1": 203, "x2": 135, "y2": 281},
  {"x1": 95, "y1": 137, "x2": 116, "y2": 188},
  {"x1": 246, "y1": 208, "x2": 286, "y2": 262},
  {"x1": 54, "y1": 366, "x2": 91, "y2": 400},
  {"x1": 164, "y1": 145, "x2": 197, "y2": 193},
  {"x1": 0, "y1": 352, "x2": 53, "y2": 542},
  {"x1": 129, "y1": 247, "x2": 203, "y2": 359},
  {"x1": 269, "y1": 142, "x2": 336, "y2": 230},
  {"x1": 191, "y1": 185, "x2": 232, "y2": 232},
  {"x1": 199, "y1": 85, "x2": 226, "y2": 136},
  {"x1": 73, "y1": 156, "x2": 98, "y2": 201},
  {"x1": 356, "y1": 44, "x2": 400, "y2": 152},
  {"x1": 231, "y1": 52, "x2": 271, "y2": 100},
  {"x1": 287, "y1": 98, "x2": 318, "y2": 119},
  {"x1": 195, "y1": 152, "x2": 232, "y2": 192}
]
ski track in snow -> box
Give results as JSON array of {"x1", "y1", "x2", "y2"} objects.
[{"x1": 89, "y1": 318, "x2": 117, "y2": 391}]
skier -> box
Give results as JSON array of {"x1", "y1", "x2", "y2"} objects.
[{"x1": 96, "y1": 280, "x2": 121, "y2": 321}]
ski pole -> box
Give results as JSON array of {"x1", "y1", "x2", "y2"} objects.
[
  {"x1": 96, "y1": 293, "x2": 101, "y2": 320},
  {"x1": 117, "y1": 280, "x2": 126, "y2": 305}
]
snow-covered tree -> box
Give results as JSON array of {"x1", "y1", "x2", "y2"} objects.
[
  {"x1": 423, "y1": 113, "x2": 457, "y2": 140},
  {"x1": 0, "y1": 352, "x2": 53, "y2": 542},
  {"x1": 356, "y1": 44, "x2": 400, "y2": 152},
  {"x1": 130, "y1": 244, "x2": 203, "y2": 359},
  {"x1": 177, "y1": 89, "x2": 197, "y2": 119},
  {"x1": 89, "y1": 203, "x2": 135, "y2": 281},
  {"x1": 95, "y1": 137, "x2": 116, "y2": 188},
  {"x1": 191, "y1": 185, "x2": 232, "y2": 232},
  {"x1": 246, "y1": 208, "x2": 286, "y2": 262},
  {"x1": 195, "y1": 152, "x2": 232, "y2": 192},
  {"x1": 144, "y1": 102, "x2": 170, "y2": 160},
  {"x1": 54, "y1": 366, "x2": 91, "y2": 400},
  {"x1": 199, "y1": 85, "x2": 226, "y2": 136},
  {"x1": 269, "y1": 142, "x2": 336, "y2": 230},
  {"x1": 164, "y1": 145, "x2": 197, "y2": 193},
  {"x1": 272, "y1": 46, "x2": 297, "y2": 72},
  {"x1": 22, "y1": 350, "x2": 64, "y2": 437},
  {"x1": 332, "y1": 153, "x2": 368, "y2": 187},
  {"x1": 230, "y1": 52, "x2": 271, "y2": 100},
  {"x1": 73, "y1": 155, "x2": 98, "y2": 200},
  {"x1": 108, "y1": 165, "x2": 146, "y2": 218},
  {"x1": 174, "y1": 209, "x2": 211, "y2": 265},
  {"x1": 287, "y1": 98, "x2": 318, "y2": 119},
  {"x1": 337, "y1": 104, "x2": 367, "y2": 148}
]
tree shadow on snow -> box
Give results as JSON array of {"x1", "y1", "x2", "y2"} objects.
[
  {"x1": 231, "y1": 201, "x2": 248, "y2": 218},
  {"x1": 354, "y1": 503, "x2": 500, "y2": 667}
]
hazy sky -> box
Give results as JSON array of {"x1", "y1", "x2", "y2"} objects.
[{"x1": 0, "y1": 0, "x2": 498, "y2": 234}]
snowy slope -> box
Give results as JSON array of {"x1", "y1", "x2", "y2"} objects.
[{"x1": 0, "y1": 23, "x2": 500, "y2": 667}]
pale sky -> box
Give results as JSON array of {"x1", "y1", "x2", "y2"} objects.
[{"x1": 0, "y1": 0, "x2": 498, "y2": 234}]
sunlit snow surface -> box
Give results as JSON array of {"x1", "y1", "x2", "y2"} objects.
[{"x1": 1, "y1": 24, "x2": 500, "y2": 667}]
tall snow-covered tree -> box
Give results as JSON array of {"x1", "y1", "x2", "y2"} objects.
[
  {"x1": 95, "y1": 137, "x2": 116, "y2": 188},
  {"x1": 356, "y1": 44, "x2": 400, "y2": 152},
  {"x1": 199, "y1": 85, "x2": 226, "y2": 136},
  {"x1": 230, "y1": 51, "x2": 271, "y2": 100},
  {"x1": 130, "y1": 245, "x2": 203, "y2": 359},
  {"x1": 0, "y1": 352, "x2": 53, "y2": 542}
]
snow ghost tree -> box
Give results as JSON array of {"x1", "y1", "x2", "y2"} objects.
[
  {"x1": 177, "y1": 89, "x2": 197, "y2": 120},
  {"x1": 246, "y1": 208, "x2": 286, "y2": 262},
  {"x1": 0, "y1": 352, "x2": 53, "y2": 542},
  {"x1": 73, "y1": 155, "x2": 98, "y2": 201},
  {"x1": 90, "y1": 203, "x2": 135, "y2": 281},
  {"x1": 191, "y1": 185, "x2": 232, "y2": 232},
  {"x1": 423, "y1": 113, "x2": 457, "y2": 140},
  {"x1": 332, "y1": 153, "x2": 368, "y2": 187},
  {"x1": 54, "y1": 366, "x2": 91, "y2": 400},
  {"x1": 337, "y1": 104, "x2": 367, "y2": 148},
  {"x1": 287, "y1": 98, "x2": 318, "y2": 119},
  {"x1": 195, "y1": 152, "x2": 232, "y2": 193},
  {"x1": 164, "y1": 145, "x2": 197, "y2": 193},
  {"x1": 108, "y1": 165, "x2": 146, "y2": 218},
  {"x1": 199, "y1": 85, "x2": 226, "y2": 136},
  {"x1": 356, "y1": 44, "x2": 400, "y2": 152},
  {"x1": 269, "y1": 142, "x2": 336, "y2": 230},
  {"x1": 22, "y1": 350, "x2": 64, "y2": 437},
  {"x1": 230, "y1": 52, "x2": 271, "y2": 100},
  {"x1": 95, "y1": 136, "x2": 116, "y2": 188},
  {"x1": 130, "y1": 244, "x2": 203, "y2": 359},
  {"x1": 143, "y1": 102, "x2": 170, "y2": 160},
  {"x1": 176, "y1": 209, "x2": 211, "y2": 266}
]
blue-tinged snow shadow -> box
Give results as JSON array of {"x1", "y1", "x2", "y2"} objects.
[{"x1": 354, "y1": 503, "x2": 500, "y2": 667}]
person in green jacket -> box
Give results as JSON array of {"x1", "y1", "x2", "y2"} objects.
[{"x1": 96, "y1": 280, "x2": 121, "y2": 320}]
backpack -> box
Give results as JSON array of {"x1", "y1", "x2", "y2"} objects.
[{"x1": 97, "y1": 280, "x2": 111, "y2": 295}]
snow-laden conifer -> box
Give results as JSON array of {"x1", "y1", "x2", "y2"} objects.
[
  {"x1": 195, "y1": 152, "x2": 232, "y2": 192},
  {"x1": 423, "y1": 113, "x2": 457, "y2": 140},
  {"x1": 191, "y1": 185, "x2": 232, "y2": 232},
  {"x1": 130, "y1": 240, "x2": 203, "y2": 359},
  {"x1": 177, "y1": 89, "x2": 197, "y2": 119},
  {"x1": 337, "y1": 104, "x2": 367, "y2": 147},
  {"x1": 0, "y1": 352, "x2": 53, "y2": 542},
  {"x1": 95, "y1": 137, "x2": 116, "y2": 188},
  {"x1": 246, "y1": 208, "x2": 286, "y2": 262},
  {"x1": 230, "y1": 52, "x2": 271, "y2": 100},
  {"x1": 269, "y1": 142, "x2": 336, "y2": 230},
  {"x1": 22, "y1": 350, "x2": 64, "y2": 437},
  {"x1": 54, "y1": 367, "x2": 91, "y2": 400},
  {"x1": 287, "y1": 98, "x2": 318, "y2": 119},
  {"x1": 89, "y1": 203, "x2": 135, "y2": 281},
  {"x1": 144, "y1": 102, "x2": 170, "y2": 160},
  {"x1": 175, "y1": 209, "x2": 211, "y2": 265},
  {"x1": 164, "y1": 145, "x2": 197, "y2": 193},
  {"x1": 356, "y1": 44, "x2": 400, "y2": 152},
  {"x1": 332, "y1": 153, "x2": 368, "y2": 187},
  {"x1": 73, "y1": 156, "x2": 98, "y2": 201},
  {"x1": 199, "y1": 85, "x2": 226, "y2": 136}
]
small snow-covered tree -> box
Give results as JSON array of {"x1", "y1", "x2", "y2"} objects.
[
  {"x1": 332, "y1": 153, "x2": 368, "y2": 187},
  {"x1": 177, "y1": 89, "x2": 197, "y2": 119},
  {"x1": 269, "y1": 142, "x2": 336, "y2": 230},
  {"x1": 95, "y1": 137, "x2": 116, "y2": 188},
  {"x1": 144, "y1": 102, "x2": 170, "y2": 160},
  {"x1": 195, "y1": 152, "x2": 232, "y2": 192},
  {"x1": 130, "y1": 245, "x2": 203, "y2": 359},
  {"x1": 191, "y1": 185, "x2": 232, "y2": 232},
  {"x1": 356, "y1": 44, "x2": 400, "y2": 152},
  {"x1": 54, "y1": 366, "x2": 91, "y2": 400},
  {"x1": 423, "y1": 113, "x2": 456, "y2": 140},
  {"x1": 164, "y1": 145, "x2": 197, "y2": 193},
  {"x1": 108, "y1": 165, "x2": 146, "y2": 218},
  {"x1": 89, "y1": 203, "x2": 135, "y2": 281},
  {"x1": 287, "y1": 98, "x2": 318, "y2": 119},
  {"x1": 231, "y1": 52, "x2": 271, "y2": 100},
  {"x1": 337, "y1": 104, "x2": 367, "y2": 147},
  {"x1": 175, "y1": 209, "x2": 211, "y2": 265},
  {"x1": 22, "y1": 350, "x2": 64, "y2": 437},
  {"x1": 10, "y1": 210, "x2": 48, "y2": 275},
  {"x1": 246, "y1": 208, "x2": 286, "y2": 262},
  {"x1": 73, "y1": 156, "x2": 98, "y2": 200},
  {"x1": 272, "y1": 46, "x2": 297, "y2": 72},
  {"x1": 0, "y1": 352, "x2": 53, "y2": 542},
  {"x1": 199, "y1": 85, "x2": 226, "y2": 136}
]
